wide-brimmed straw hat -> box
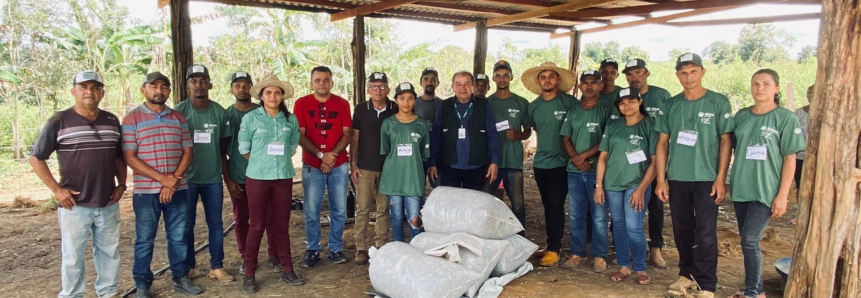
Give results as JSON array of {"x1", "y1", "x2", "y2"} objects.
[
  {"x1": 520, "y1": 62, "x2": 577, "y2": 95},
  {"x1": 251, "y1": 73, "x2": 294, "y2": 100}
]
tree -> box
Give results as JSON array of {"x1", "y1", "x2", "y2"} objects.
[
  {"x1": 797, "y1": 45, "x2": 817, "y2": 63},
  {"x1": 737, "y1": 23, "x2": 796, "y2": 64},
  {"x1": 620, "y1": 46, "x2": 649, "y2": 62},
  {"x1": 703, "y1": 40, "x2": 738, "y2": 64},
  {"x1": 583, "y1": 41, "x2": 621, "y2": 63},
  {"x1": 668, "y1": 47, "x2": 691, "y2": 60}
]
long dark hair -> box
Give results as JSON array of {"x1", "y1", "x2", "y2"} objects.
[
  {"x1": 258, "y1": 88, "x2": 291, "y2": 117},
  {"x1": 753, "y1": 68, "x2": 781, "y2": 105},
  {"x1": 614, "y1": 96, "x2": 649, "y2": 117}
]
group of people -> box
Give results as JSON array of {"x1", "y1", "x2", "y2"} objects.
[{"x1": 31, "y1": 51, "x2": 810, "y2": 298}]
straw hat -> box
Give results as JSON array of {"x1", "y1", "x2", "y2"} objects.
[
  {"x1": 251, "y1": 73, "x2": 294, "y2": 100},
  {"x1": 520, "y1": 62, "x2": 577, "y2": 95}
]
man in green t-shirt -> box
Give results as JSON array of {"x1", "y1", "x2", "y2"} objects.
[
  {"x1": 623, "y1": 58, "x2": 672, "y2": 268},
  {"x1": 522, "y1": 62, "x2": 578, "y2": 267},
  {"x1": 175, "y1": 64, "x2": 234, "y2": 282},
  {"x1": 484, "y1": 60, "x2": 531, "y2": 235},
  {"x1": 655, "y1": 53, "x2": 735, "y2": 297},
  {"x1": 599, "y1": 58, "x2": 621, "y2": 103}
]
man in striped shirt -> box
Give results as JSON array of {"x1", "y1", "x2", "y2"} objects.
[
  {"x1": 30, "y1": 70, "x2": 126, "y2": 298},
  {"x1": 122, "y1": 72, "x2": 201, "y2": 297}
]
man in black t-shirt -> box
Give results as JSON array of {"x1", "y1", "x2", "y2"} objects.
[
  {"x1": 29, "y1": 70, "x2": 127, "y2": 298},
  {"x1": 349, "y1": 72, "x2": 398, "y2": 265}
]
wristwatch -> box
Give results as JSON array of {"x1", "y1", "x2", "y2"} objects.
[{"x1": 316, "y1": 151, "x2": 324, "y2": 159}]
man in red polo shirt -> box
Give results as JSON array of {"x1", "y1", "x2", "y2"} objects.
[{"x1": 294, "y1": 66, "x2": 353, "y2": 267}]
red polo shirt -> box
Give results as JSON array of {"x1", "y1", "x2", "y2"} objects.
[{"x1": 294, "y1": 93, "x2": 352, "y2": 168}]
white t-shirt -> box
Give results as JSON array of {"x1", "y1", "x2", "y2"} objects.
[{"x1": 794, "y1": 107, "x2": 809, "y2": 160}]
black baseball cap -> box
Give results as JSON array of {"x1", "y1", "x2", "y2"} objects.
[
  {"x1": 493, "y1": 60, "x2": 512, "y2": 73},
  {"x1": 368, "y1": 72, "x2": 389, "y2": 83},
  {"x1": 616, "y1": 87, "x2": 641, "y2": 100},
  {"x1": 600, "y1": 58, "x2": 619, "y2": 70},
  {"x1": 142, "y1": 72, "x2": 171, "y2": 86},
  {"x1": 73, "y1": 70, "x2": 104, "y2": 86},
  {"x1": 186, "y1": 64, "x2": 210, "y2": 79},
  {"x1": 230, "y1": 71, "x2": 252, "y2": 84},
  {"x1": 675, "y1": 53, "x2": 703, "y2": 70},
  {"x1": 580, "y1": 70, "x2": 602, "y2": 82},
  {"x1": 394, "y1": 82, "x2": 417, "y2": 98},
  {"x1": 421, "y1": 67, "x2": 438, "y2": 78},
  {"x1": 623, "y1": 59, "x2": 648, "y2": 74},
  {"x1": 475, "y1": 73, "x2": 489, "y2": 82}
]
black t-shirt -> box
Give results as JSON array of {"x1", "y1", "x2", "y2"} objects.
[
  {"x1": 352, "y1": 100, "x2": 398, "y2": 172},
  {"x1": 30, "y1": 108, "x2": 122, "y2": 208}
]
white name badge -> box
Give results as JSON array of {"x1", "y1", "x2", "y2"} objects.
[
  {"x1": 626, "y1": 150, "x2": 648, "y2": 164},
  {"x1": 495, "y1": 120, "x2": 510, "y2": 131},
  {"x1": 458, "y1": 128, "x2": 466, "y2": 139},
  {"x1": 746, "y1": 145, "x2": 767, "y2": 160},
  {"x1": 676, "y1": 130, "x2": 698, "y2": 147},
  {"x1": 193, "y1": 131, "x2": 211, "y2": 143},
  {"x1": 267, "y1": 144, "x2": 285, "y2": 156},
  {"x1": 397, "y1": 144, "x2": 413, "y2": 156}
]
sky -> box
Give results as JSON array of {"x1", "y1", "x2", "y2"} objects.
[{"x1": 120, "y1": 1, "x2": 821, "y2": 62}]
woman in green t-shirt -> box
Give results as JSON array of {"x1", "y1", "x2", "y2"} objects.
[
  {"x1": 728, "y1": 69, "x2": 804, "y2": 298},
  {"x1": 594, "y1": 87, "x2": 658, "y2": 285},
  {"x1": 379, "y1": 82, "x2": 429, "y2": 242}
]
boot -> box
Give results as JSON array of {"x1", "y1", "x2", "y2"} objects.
[
  {"x1": 242, "y1": 276, "x2": 258, "y2": 294},
  {"x1": 279, "y1": 271, "x2": 305, "y2": 286},
  {"x1": 173, "y1": 275, "x2": 203, "y2": 295},
  {"x1": 649, "y1": 247, "x2": 668, "y2": 268}
]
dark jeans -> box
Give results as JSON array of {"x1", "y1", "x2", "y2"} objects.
[
  {"x1": 668, "y1": 180, "x2": 719, "y2": 292},
  {"x1": 794, "y1": 159, "x2": 804, "y2": 190},
  {"x1": 648, "y1": 180, "x2": 665, "y2": 248},
  {"x1": 132, "y1": 190, "x2": 189, "y2": 287},
  {"x1": 231, "y1": 184, "x2": 277, "y2": 261},
  {"x1": 482, "y1": 168, "x2": 526, "y2": 231},
  {"x1": 185, "y1": 182, "x2": 225, "y2": 270},
  {"x1": 244, "y1": 178, "x2": 295, "y2": 276},
  {"x1": 734, "y1": 201, "x2": 772, "y2": 297},
  {"x1": 422, "y1": 161, "x2": 441, "y2": 193},
  {"x1": 439, "y1": 163, "x2": 486, "y2": 190},
  {"x1": 534, "y1": 166, "x2": 568, "y2": 252}
]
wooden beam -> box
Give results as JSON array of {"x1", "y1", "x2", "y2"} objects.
[
  {"x1": 370, "y1": 10, "x2": 562, "y2": 32},
  {"x1": 351, "y1": 16, "x2": 366, "y2": 104},
  {"x1": 474, "y1": 21, "x2": 488, "y2": 76},
  {"x1": 453, "y1": 0, "x2": 621, "y2": 31},
  {"x1": 413, "y1": 2, "x2": 601, "y2": 24},
  {"x1": 270, "y1": 0, "x2": 355, "y2": 9},
  {"x1": 561, "y1": 6, "x2": 743, "y2": 36},
  {"x1": 548, "y1": 0, "x2": 817, "y2": 19},
  {"x1": 331, "y1": 0, "x2": 420, "y2": 22},
  {"x1": 486, "y1": 0, "x2": 554, "y2": 8},
  {"x1": 568, "y1": 30, "x2": 582, "y2": 96},
  {"x1": 194, "y1": 0, "x2": 341, "y2": 13},
  {"x1": 666, "y1": 12, "x2": 822, "y2": 27},
  {"x1": 170, "y1": 0, "x2": 193, "y2": 104}
]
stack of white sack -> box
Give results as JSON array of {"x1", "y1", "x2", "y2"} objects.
[{"x1": 369, "y1": 187, "x2": 539, "y2": 298}]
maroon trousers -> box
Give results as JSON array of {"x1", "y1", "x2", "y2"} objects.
[
  {"x1": 244, "y1": 178, "x2": 295, "y2": 276},
  {"x1": 232, "y1": 184, "x2": 278, "y2": 260}
]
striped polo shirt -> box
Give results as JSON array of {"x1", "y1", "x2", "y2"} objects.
[
  {"x1": 30, "y1": 108, "x2": 122, "y2": 208},
  {"x1": 122, "y1": 104, "x2": 193, "y2": 194}
]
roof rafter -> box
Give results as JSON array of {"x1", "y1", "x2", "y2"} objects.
[
  {"x1": 453, "y1": 0, "x2": 622, "y2": 31},
  {"x1": 331, "y1": 0, "x2": 421, "y2": 21},
  {"x1": 548, "y1": 0, "x2": 820, "y2": 19},
  {"x1": 550, "y1": 5, "x2": 741, "y2": 38},
  {"x1": 667, "y1": 12, "x2": 821, "y2": 26}
]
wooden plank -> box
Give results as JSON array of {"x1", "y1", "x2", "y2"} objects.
[
  {"x1": 453, "y1": 0, "x2": 621, "y2": 31},
  {"x1": 577, "y1": 6, "x2": 743, "y2": 35},
  {"x1": 270, "y1": 0, "x2": 355, "y2": 9},
  {"x1": 412, "y1": 1, "x2": 598, "y2": 23},
  {"x1": 473, "y1": 21, "x2": 488, "y2": 76},
  {"x1": 666, "y1": 12, "x2": 821, "y2": 27},
  {"x1": 170, "y1": 0, "x2": 193, "y2": 104},
  {"x1": 351, "y1": 16, "x2": 366, "y2": 104},
  {"x1": 548, "y1": 0, "x2": 818, "y2": 19},
  {"x1": 484, "y1": 0, "x2": 554, "y2": 8},
  {"x1": 331, "y1": 0, "x2": 421, "y2": 22},
  {"x1": 370, "y1": 10, "x2": 562, "y2": 32}
]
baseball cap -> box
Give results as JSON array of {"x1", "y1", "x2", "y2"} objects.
[
  {"x1": 368, "y1": 72, "x2": 389, "y2": 83},
  {"x1": 421, "y1": 67, "x2": 438, "y2": 78},
  {"x1": 73, "y1": 70, "x2": 104, "y2": 86},
  {"x1": 600, "y1": 58, "x2": 619, "y2": 70},
  {"x1": 493, "y1": 60, "x2": 512, "y2": 73},
  {"x1": 580, "y1": 70, "x2": 602, "y2": 82},
  {"x1": 675, "y1": 53, "x2": 703, "y2": 70},
  {"x1": 475, "y1": 74, "x2": 489, "y2": 82},
  {"x1": 186, "y1": 64, "x2": 210, "y2": 79},
  {"x1": 230, "y1": 71, "x2": 252, "y2": 84},
  {"x1": 617, "y1": 87, "x2": 641, "y2": 100},
  {"x1": 623, "y1": 59, "x2": 648, "y2": 74},
  {"x1": 142, "y1": 72, "x2": 171, "y2": 86},
  {"x1": 394, "y1": 82, "x2": 417, "y2": 98}
]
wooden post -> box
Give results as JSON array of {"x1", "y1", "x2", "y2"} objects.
[
  {"x1": 785, "y1": 1, "x2": 861, "y2": 297},
  {"x1": 351, "y1": 16, "x2": 366, "y2": 104},
  {"x1": 169, "y1": 0, "x2": 193, "y2": 104},
  {"x1": 473, "y1": 21, "x2": 488, "y2": 76},
  {"x1": 568, "y1": 30, "x2": 582, "y2": 95}
]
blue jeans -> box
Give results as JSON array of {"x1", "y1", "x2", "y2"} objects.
[
  {"x1": 132, "y1": 191, "x2": 189, "y2": 287},
  {"x1": 568, "y1": 172, "x2": 608, "y2": 258},
  {"x1": 58, "y1": 204, "x2": 120, "y2": 298},
  {"x1": 302, "y1": 163, "x2": 348, "y2": 252},
  {"x1": 606, "y1": 186, "x2": 652, "y2": 272},
  {"x1": 734, "y1": 201, "x2": 772, "y2": 297},
  {"x1": 184, "y1": 182, "x2": 225, "y2": 270},
  {"x1": 387, "y1": 195, "x2": 423, "y2": 242}
]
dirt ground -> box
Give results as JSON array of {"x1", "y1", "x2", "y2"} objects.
[{"x1": 0, "y1": 161, "x2": 800, "y2": 298}]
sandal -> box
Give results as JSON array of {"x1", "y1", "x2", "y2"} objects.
[
  {"x1": 610, "y1": 268, "x2": 631, "y2": 282},
  {"x1": 636, "y1": 272, "x2": 652, "y2": 285}
]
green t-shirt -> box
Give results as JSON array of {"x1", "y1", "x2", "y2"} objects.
[
  {"x1": 656, "y1": 90, "x2": 736, "y2": 182},
  {"x1": 379, "y1": 116, "x2": 430, "y2": 198},
  {"x1": 527, "y1": 93, "x2": 578, "y2": 169},
  {"x1": 559, "y1": 99, "x2": 619, "y2": 173},
  {"x1": 225, "y1": 104, "x2": 259, "y2": 184},
  {"x1": 599, "y1": 117, "x2": 659, "y2": 191},
  {"x1": 730, "y1": 107, "x2": 805, "y2": 207},
  {"x1": 237, "y1": 108, "x2": 300, "y2": 180},
  {"x1": 641, "y1": 85, "x2": 672, "y2": 118},
  {"x1": 600, "y1": 86, "x2": 621, "y2": 103},
  {"x1": 175, "y1": 100, "x2": 232, "y2": 184},
  {"x1": 488, "y1": 93, "x2": 530, "y2": 170}
]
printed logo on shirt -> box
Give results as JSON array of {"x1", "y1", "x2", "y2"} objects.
[
  {"x1": 554, "y1": 110, "x2": 567, "y2": 120},
  {"x1": 760, "y1": 126, "x2": 779, "y2": 140},
  {"x1": 629, "y1": 135, "x2": 644, "y2": 146},
  {"x1": 507, "y1": 108, "x2": 520, "y2": 118},
  {"x1": 586, "y1": 122, "x2": 600, "y2": 132},
  {"x1": 794, "y1": 128, "x2": 802, "y2": 134},
  {"x1": 698, "y1": 112, "x2": 715, "y2": 125},
  {"x1": 647, "y1": 107, "x2": 663, "y2": 117},
  {"x1": 724, "y1": 113, "x2": 732, "y2": 119},
  {"x1": 610, "y1": 115, "x2": 620, "y2": 120},
  {"x1": 411, "y1": 132, "x2": 421, "y2": 142}
]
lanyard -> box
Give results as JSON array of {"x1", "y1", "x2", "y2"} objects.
[{"x1": 454, "y1": 101, "x2": 473, "y2": 128}]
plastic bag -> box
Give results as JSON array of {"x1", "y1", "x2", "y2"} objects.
[
  {"x1": 369, "y1": 242, "x2": 483, "y2": 298},
  {"x1": 421, "y1": 187, "x2": 524, "y2": 239}
]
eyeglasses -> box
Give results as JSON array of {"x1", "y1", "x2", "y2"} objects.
[{"x1": 369, "y1": 86, "x2": 388, "y2": 91}]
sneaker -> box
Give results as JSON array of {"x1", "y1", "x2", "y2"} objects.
[
  {"x1": 593, "y1": 257, "x2": 608, "y2": 273},
  {"x1": 207, "y1": 268, "x2": 235, "y2": 283},
  {"x1": 539, "y1": 251, "x2": 560, "y2": 267},
  {"x1": 669, "y1": 276, "x2": 699, "y2": 292},
  {"x1": 173, "y1": 275, "x2": 203, "y2": 295},
  {"x1": 561, "y1": 255, "x2": 584, "y2": 269},
  {"x1": 135, "y1": 286, "x2": 151, "y2": 298},
  {"x1": 328, "y1": 251, "x2": 348, "y2": 264},
  {"x1": 279, "y1": 271, "x2": 305, "y2": 286},
  {"x1": 301, "y1": 250, "x2": 321, "y2": 268},
  {"x1": 269, "y1": 255, "x2": 284, "y2": 273},
  {"x1": 238, "y1": 262, "x2": 245, "y2": 275},
  {"x1": 242, "y1": 276, "x2": 258, "y2": 294},
  {"x1": 354, "y1": 250, "x2": 369, "y2": 265}
]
